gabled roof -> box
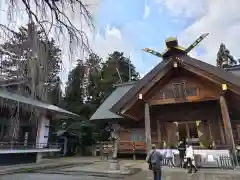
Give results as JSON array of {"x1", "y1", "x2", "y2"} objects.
[
  {"x1": 0, "y1": 89, "x2": 78, "y2": 118},
  {"x1": 90, "y1": 82, "x2": 135, "y2": 121},
  {"x1": 110, "y1": 60, "x2": 171, "y2": 114},
  {"x1": 181, "y1": 55, "x2": 240, "y2": 87},
  {"x1": 110, "y1": 54, "x2": 240, "y2": 115},
  {"x1": 226, "y1": 65, "x2": 240, "y2": 77}
]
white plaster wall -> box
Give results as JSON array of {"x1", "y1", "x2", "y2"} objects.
[{"x1": 36, "y1": 116, "x2": 50, "y2": 148}]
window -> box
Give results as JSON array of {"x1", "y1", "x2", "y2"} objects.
[
  {"x1": 187, "y1": 87, "x2": 198, "y2": 96},
  {"x1": 159, "y1": 91, "x2": 165, "y2": 100},
  {"x1": 172, "y1": 82, "x2": 186, "y2": 99},
  {"x1": 164, "y1": 90, "x2": 174, "y2": 99}
]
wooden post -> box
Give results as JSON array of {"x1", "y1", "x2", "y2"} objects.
[
  {"x1": 186, "y1": 123, "x2": 190, "y2": 139},
  {"x1": 207, "y1": 120, "x2": 213, "y2": 144},
  {"x1": 144, "y1": 103, "x2": 152, "y2": 152},
  {"x1": 219, "y1": 96, "x2": 237, "y2": 164},
  {"x1": 157, "y1": 120, "x2": 161, "y2": 148},
  {"x1": 218, "y1": 115, "x2": 226, "y2": 144}
]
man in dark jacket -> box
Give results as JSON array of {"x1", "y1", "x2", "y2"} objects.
[
  {"x1": 178, "y1": 140, "x2": 186, "y2": 168},
  {"x1": 146, "y1": 144, "x2": 164, "y2": 180}
]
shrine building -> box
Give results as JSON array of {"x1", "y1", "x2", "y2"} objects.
[{"x1": 91, "y1": 36, "x2": 240, "y2": 156}]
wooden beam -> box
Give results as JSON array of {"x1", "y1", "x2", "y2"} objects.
[
  {"x1": 148, "y1": 96, "x2": 219, "y2": 106},
  {"x1": 122, "y1": 113, "x2": 138, "y2": 121},
  {"x1": 144, "y1": 103, "x2": 152, "y2": 152},
  {"x1": 182, "y1": 63, "x2": 240, "y2": 96},
  {"x1": 122, "y1": 64, "x2": 172, "y2": 113},
  {"x1": 219, "y1": 96, "x2": 237, "y2": 163}
]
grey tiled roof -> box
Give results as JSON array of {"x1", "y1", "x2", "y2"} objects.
[
  {"x1": 226, "y1": 65, "x2": 240, "y2": 77},
  {"x1": 0, "y1": 89, "x2": 78, "y2": 117},
  {"x1": 90, "y1": 82, "x2": 135, "y2": 120}
]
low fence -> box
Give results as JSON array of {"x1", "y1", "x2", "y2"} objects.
[
  {"x1": 216, "y1": 155, "x2": 236, "y2": 169},
  {"x1": 96, "y1": 141, "x2": 237, "y2": 169},
  {"x1": 0, "y1": 142, "x2": 61, "y2": 150}
]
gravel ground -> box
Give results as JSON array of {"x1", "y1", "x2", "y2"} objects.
[{"x1": 0, "y1": 173, "x2": 119, "y2": 180}]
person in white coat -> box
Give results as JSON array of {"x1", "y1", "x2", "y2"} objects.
[{"x1": 185, "y1": 144, "x2": 197, "y2": 173}]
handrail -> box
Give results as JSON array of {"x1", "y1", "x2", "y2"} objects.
[{"x1": 0, "y1": 142, "x2": 61, "y2": 149}]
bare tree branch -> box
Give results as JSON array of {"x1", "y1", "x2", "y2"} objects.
[{"x1": 1, "y1": 0, "x2": 94, "y2": 56}]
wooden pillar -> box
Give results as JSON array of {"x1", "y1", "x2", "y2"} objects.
[
  {"x1": 219, "y1": 96, "x2": 237, "y2": 161},
  {"x1": 186, "y1": 123, "x2": 190, "y2": 139},
  {"x1": 157, "y1": 120, "x2": 161, "y2": 148},
  {"x1": 144, "y1": 103, "x2": 152, "y2": 152},
  {"x1": 207, "y1": 120, "x2": 213, "y2": 143},
  {"x1": 218, "y1": 115, "x2": 226, "y2": 144}
]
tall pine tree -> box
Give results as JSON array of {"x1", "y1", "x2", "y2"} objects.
[{"x1": 216, "y1": 43, "x2": 237, "y2": 68}]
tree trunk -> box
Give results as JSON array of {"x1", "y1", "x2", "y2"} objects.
[{"x1": 3, "y1": 105, "x2": 20, "y2": 143}]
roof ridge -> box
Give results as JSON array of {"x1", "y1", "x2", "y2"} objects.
[
  {"x1": 113, "y1": 81, "x2": 137, "y2": 87},
  {"x1": 181, "y1": 55, "x2": 240, "y2": 88}
]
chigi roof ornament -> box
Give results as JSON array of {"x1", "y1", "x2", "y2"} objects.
[{"x1": 143, "y1": 33, "x2": 209, "y2": 58}]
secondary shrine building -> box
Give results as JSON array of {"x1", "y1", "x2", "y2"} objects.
[{"x1": 91, "y1": 54, "x2": 240, "y2": 154}]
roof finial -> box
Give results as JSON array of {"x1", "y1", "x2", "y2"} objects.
[{"x1": 142, "y1": 33, "x2": 209, "y2": 58}]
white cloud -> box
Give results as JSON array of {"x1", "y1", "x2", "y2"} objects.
[
  {"x1": 143, "y1": 5, "x2": 150, "y2": 20},
  {"x1": 156, "y1": 0, "x2": 208, "y2": 19},
  {"x1": 159, "y1": 0, "x2": 240, "y2": 65},
  {"x1": 91, "y1": 26, "x2": 132, "y2": 60}
]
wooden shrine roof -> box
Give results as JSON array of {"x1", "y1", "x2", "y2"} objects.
[
  {"x1": 226, "y1": 65, "x2": 240, "y2": 77},
  {"x1": 110, "y1": 54, "x2": 240, "y2": 115}
]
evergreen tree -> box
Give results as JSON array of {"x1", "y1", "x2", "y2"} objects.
[
  {"x1": 64, "y1": 60, "x2": 85, "y2": 114},
  {"x1": 62, "y1": 51, "x2": 140, "y2": 151},
  {"x1": 216, "y1": 43, "x2": 237, "y2": 68},
  {"x1": 100, "y1": 51, "x2": 140, "y2": 100}
]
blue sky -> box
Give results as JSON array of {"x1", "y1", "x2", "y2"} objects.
[
  {"x1": 87, "y1": 0, "x2": 240, "y2": 78},
  {"x1": 92, "y1": 0, "x2": 200, "y2": 76},
  {"x1": 0, "y1": 0, "x2": 239, "y2": 87}
]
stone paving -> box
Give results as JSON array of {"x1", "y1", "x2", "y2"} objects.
[
  {"x1": 1, "y1": 157, "x2": 240, "y2": 180},
  {"x1": 2, "y1": 170, "x2": 240, "y2": 180},
  {"x1": 0, "y1": 156, "x2": 101, "y2": 175},
  {"x1": 0, "y1": 173, "x2": 117, "y2": 180},
  {"x1": 61, "y1": 160, "x2": 138, "y2": 172},
  {"x1": 124, "y1": 170, "x2": 240, "y2": 180}
]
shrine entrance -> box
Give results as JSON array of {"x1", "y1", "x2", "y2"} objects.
[{"x1": 178, "y1": 121, "x2": 199, "y2": 142}]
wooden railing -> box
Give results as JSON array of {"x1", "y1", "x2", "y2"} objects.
[
  {"x1": 96, "y1": 141, "x2": 158, "y2": 154},
  {"x1": 0, "y1": 142, "x2": 61, "y2": 150}
]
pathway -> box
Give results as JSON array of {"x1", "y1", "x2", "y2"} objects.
[{"x1": 124, "y1": 170, "x2": 240, "y2": 180}]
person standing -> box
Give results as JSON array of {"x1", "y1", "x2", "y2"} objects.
[
  {"x1": 185, "y1": 143, "x2": 198, "y2": 173},
  {"x1": 165, "y1": 146, "x2": 175, "y2": 168},
  {"x1": 177, "y1": 140, "x2": 186, "y2": 168},
  {"x1": 146, "y1": 144, "x2": 164, "y2": 180}
]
